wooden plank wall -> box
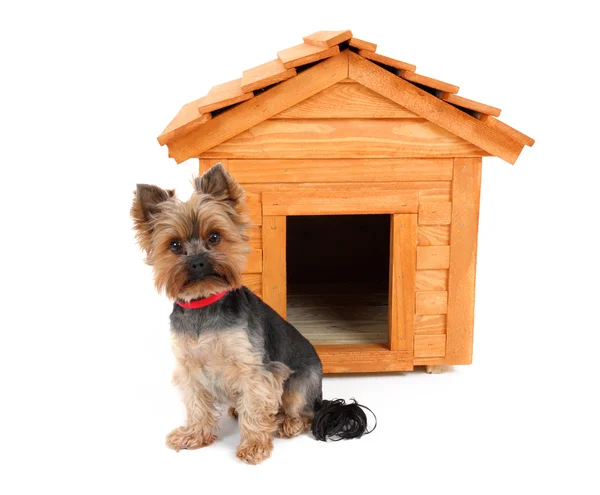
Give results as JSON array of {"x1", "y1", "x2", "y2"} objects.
[
  {"x1": 198, "y1": 82, "x2": 489, "y2": 160},
  {"x1": 445, "y1": 157, "x2": 482, "y2": 364},
  {"x1": 197, "y1": 83, "x2": 484, "y2": 369},
  {"x1": 200, "y1": 158, "x2": 458, "y2": 366},
  {"x1": 199, "y1": 119, "x2": 486, "y2": 159},
  {"x1": 413, "y1": 179, "x2": 452, "y2": 365}
]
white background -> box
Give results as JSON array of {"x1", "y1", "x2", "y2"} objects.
[{"x1": 1, "y1": 1, "x2": 599, "y2": 493}]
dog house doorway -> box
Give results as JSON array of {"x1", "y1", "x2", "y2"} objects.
[{"x1": 286, "y1": 215, "x2": 390, "y2": 345}]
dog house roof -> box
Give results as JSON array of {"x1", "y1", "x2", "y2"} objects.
[{"x1": 159, "y1": 30, "x2": 534, "y2": 164}]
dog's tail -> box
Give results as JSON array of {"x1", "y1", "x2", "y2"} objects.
[{"x1": 311, "y1": 398, "x2": 376, "y2": 441}]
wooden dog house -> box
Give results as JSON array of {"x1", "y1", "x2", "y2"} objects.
[{"x1": 158, "y1": 30, "x2": 534, "y2": 374}]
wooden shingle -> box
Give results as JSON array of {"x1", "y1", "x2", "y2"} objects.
[
  {"x1": 277, "y1": 43, "x2": 340, "y2": 69},
  {"x1": 196, "y1": 79, "x2": 254, "y2": 114},
  {"x1": 400, "y1": 71, "x2": 459, "y2": 94},
  {"x1": 440, "y1": 92, "x2": 501, "y2": 117},
  {"x1": 303, "y1": 30, "x2": 353, "y2": 47},
  {"x1": 159, "y1": 30, "x2": 533, "y2": 165},
  {"x1": 158, "y1": 100, "x2": 211, "y2": 145},
  {"x1": 349, "y1": 38, "x2": 377, "y2": 51},
  {"x1": 241, "y1": 59, "x2": 296, "y2": 93},
  {"x1": 358, "y1": 49, "x2": 416, "y2": 72}
]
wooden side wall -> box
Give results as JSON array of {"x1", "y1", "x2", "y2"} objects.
[
  {"x1": 197, "y1": 96, "x2": 483, "y2": 371},
  {"x1": 200, "y1": 157, "x2": 480, "y2": 370}
]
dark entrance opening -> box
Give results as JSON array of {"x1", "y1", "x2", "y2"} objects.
[{"x1": 286, "y1": 215, "x2": 390, "y2": 345}]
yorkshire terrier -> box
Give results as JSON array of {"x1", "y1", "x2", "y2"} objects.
[{"x1": 131, "y1": 163, "x2": 373, "y2": 464}]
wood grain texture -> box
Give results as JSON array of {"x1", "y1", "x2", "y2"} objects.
[
  {"x1": 415, "y1": 270, "x2": 448, "y2": 291},
  {"x1": 288, "y1": 288, "x2": 387, "y2": 345},
  {"x1": 303, "y1": 30, "x2": 352, "y2": 47},
  {"x1": 348, "y1": 51, "x2": 525, "y2": 164},
  {"x1": 242, "y1": 274, "x2": 262, "y2": 297},
  {"x1": 245, "y1": 192, "x2": 262, "y2": 226},
  {"x1": 419, "y1": 186, "x2": 452, "y2": 202},
  {"x1": 445, "y1": 157, "x2": 482, "y2": 364},
  {"x1": 262, "y1": 189, "x2": 418, "y2": 216},
  {"x1": 247, "y1": 226, "x2": 262, "y2": 249},
  {"x1": 389, "y1": 214, "x2": 417, "y2": 351},
  {"x1": 349, "y1": 38, "x2": 377, "y2": 51},
  {"x1": 480, "y1": 115, "x2": 535, "y2": 147},
  {"x1": 158, "y1": 102, "x2": 211, "y2": 145},
  {"x1": 231, "y1": 158, "x2": 453, "y2": 183},
  {"x1": 196, "y1": 78, "x2": 254, "y2": 114},
  {"x1": 296, "y1": 323, "x2": 388, "y2": 345},
  {"x1": 400, "y1": 71, "x2": 459, "y2": 94},
  {"x1": 414, "y1": 314, "x2": 447, "y2": 334},
  {"x1": 243, "y1": 249, "x2": 263, "y2": 273},
  {"x1": 272, "y1": 82, "x2": 418, "y2": 119},
  {"x1": 199, "y1": 158, "x2": 228, "y2": 174},
  {"x1": 166, "y1": 51, "x2": 349, "y2": 163},
  {"x1": 358, "y1": 49, "x2": 416, "y2": 72},
  {"x1": 417, "y1": 225, "x2": 451, "y2": 246},
  {"x1": 413, "y1": 358, "x2": 445, "y2": 368},
  {"x1": 262, "y1": 216, "x2": 286, "y2": 319},
  {"x1": 277, "y1": 43, "x2": 340, "y2": 69},
  {"x1": 416, "y1": 291, "x2": 448, "y2": 315},
  {"x1": 242, "y1": 181, "x2": 451, "y2": 202},
  {"x1": 418, "y1": 202, "x2": 453, "y2": 225},
  {"x1": 201, "y1": 118, "x2": 491, "y2": 159},
  {"x1": 414, "y1": 334, "x2": 446, "y2": 358},
  {"x1": 241, "y1": 59, "x2": 297, "y2": 93},
  {"x1": 440, "y1": 92, "x2": 501, "y2": 117},
  {"x1": 315, "y1": 344, "x2": 413, "y2": 373},
  {"x1": 417, "y1": 246, "x2": 451, "y2": 269}
]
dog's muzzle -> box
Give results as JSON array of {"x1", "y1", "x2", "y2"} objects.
[{"x1": 187, "y1": 253, "x2": 214, "y2": 281}]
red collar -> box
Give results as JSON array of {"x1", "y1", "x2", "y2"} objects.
[{"x1": 176, "y1": 290, "x2": 228, "y2": 309}]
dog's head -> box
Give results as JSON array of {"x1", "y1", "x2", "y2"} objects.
[{"x1": 131, "y1": 163, "x2": 251, "y2": 301}]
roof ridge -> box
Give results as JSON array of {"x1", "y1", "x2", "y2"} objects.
[{"x1": 158, "y1": 30, "x2": 533, "y2": 162}]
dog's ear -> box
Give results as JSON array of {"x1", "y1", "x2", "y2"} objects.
[
  {"x1": 194, "y1": 163, "x2": 249, "y2": 230},
  {"x1": 194, "y1": 163, "x2": 244, "y2": 204},
  {"x1": 131, "y1": 184, "x2": 175, "y2": 252}
]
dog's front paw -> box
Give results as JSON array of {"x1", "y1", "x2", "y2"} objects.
[
  {"x1": 166, "y1": 426, "x2": 216, "y2": 451},
  {"x1": 236, "y1": 438, "x2": 273, "y2": 465}
]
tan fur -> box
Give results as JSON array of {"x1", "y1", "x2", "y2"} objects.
[
  {"x1": 131, "y1": 165, "x2": 252, "y2": 302},
  {"x1": 130, "y1": 185, "x2": 175, "y2": 253},
  {"x1": 170, "y1": 329, "x2": 291, "y2": 464},
  {"x1": 131, "y1": 164, "x2": 312, "y2": 464},
  {"x1": 277, "y1": 416, "x2": 311, "y2": 438},
  {"x1": 276, "y1": 391, "x2": 312, "y2": 438},
  {"x1": 149, "y1": 196, "x2": 251, "y2": 300}
]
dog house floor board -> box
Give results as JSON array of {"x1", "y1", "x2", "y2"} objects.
[{"x1": 287, "y1": 283, "x2": 388, "y2": 345}]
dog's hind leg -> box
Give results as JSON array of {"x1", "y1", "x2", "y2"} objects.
[{"x1": 276, "y1": 366, "x2": 322, "y2": 439}]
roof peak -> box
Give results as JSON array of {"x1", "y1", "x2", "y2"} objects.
[{"x1": 159, "y1": 30, "x2": 533, "y2": 164}]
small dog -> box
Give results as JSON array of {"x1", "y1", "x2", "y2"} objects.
[{"x1": 131, "y1": 163, "x2": 373, "y2": 464}]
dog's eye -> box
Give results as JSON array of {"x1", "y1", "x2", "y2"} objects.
[
  {"x1": 170, "y1": 240, "x2": 183, "y2": 254},
  {"x1": 207, "y1": 232, "x2": 221, "y2": 245}
]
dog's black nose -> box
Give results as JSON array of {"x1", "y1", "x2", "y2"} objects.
[{"x1": 187, "y1": 253, "x2": 213, "y2": 280}]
